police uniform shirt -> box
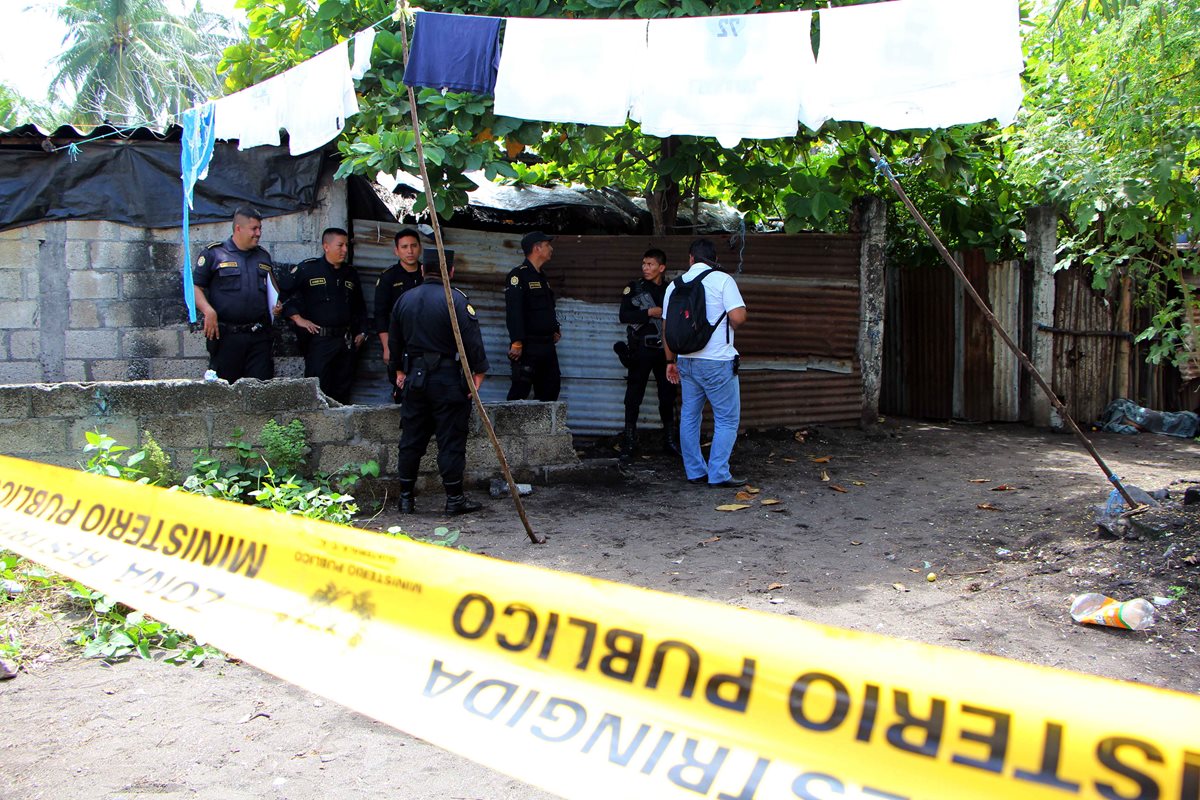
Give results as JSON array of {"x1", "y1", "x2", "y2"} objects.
[
  {"x1": 388, "y1": 278, "x2": 489, "y2": 375},
  {"x1": 374, "y1": 262, "x2": 423, "y2": 333},
  {"x1": 504, "y1": 259, "x2": 560, "y2": 343},
  {"x1": 619, "y1": 278, "x2": 668, "y2": 341},
  {"x1": 282, "y1": 257, "x2": 367, "y2": 332},
  {"x1": 193, "y1": 237, "x2": 273, "y2": 325}
]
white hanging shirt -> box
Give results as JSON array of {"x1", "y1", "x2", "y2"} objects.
[
  {"x1": 212, "y1": 72, "x2": 285, "y2": 150},
  {"x1": 281, "y1": 41, "x2": 359, "y2": 156},
  {"x1": 494, "y1": 18, "x2": 647, "y2": 127},
  {"x1": 815, "y1": 0, "x2": 1025, "y2": 130},
  {"x1": 632, "y1": 11, "x2": 817, "y2": 149},
  {"x1": 351, "y1": 28, "x2": 377, "y2": 80}
]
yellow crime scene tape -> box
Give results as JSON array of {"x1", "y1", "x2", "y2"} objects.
[{"x1": 0, "y1": 454, "x2": 1197, "y2": 800}]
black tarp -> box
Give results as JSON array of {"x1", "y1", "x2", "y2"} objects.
[{"x1": 0, "y1": 132, "x2": 325, "y2": 231}]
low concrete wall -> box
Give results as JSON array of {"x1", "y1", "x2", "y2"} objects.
[{"x1": 0, "y1": 379, "x2": 579, "y2": 488}]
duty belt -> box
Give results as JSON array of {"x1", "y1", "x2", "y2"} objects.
[
  {"x1": 636, "y1": 334, "x2": 662, "y2": 349},
  {"x1": 315, "y1": 325, "x2": 351, "y2": 337},
  {"x1": 219, "y1": 321, "x2": 269, "y2": 334}
]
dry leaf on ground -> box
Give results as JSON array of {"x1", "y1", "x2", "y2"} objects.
[
  {"x1": 830, "y1": 485, "x2": 848, "y2": 493},
  {"x1": 744, "y1": 486, "x2": 761, "y2": 494},
  {"x1": 893, "y1": 583, "x2": 910, "y2": 592},
  {"x1": 768, "y1": 582, "x2": 784, "y2": 590},
  {"x1": 782, "y1": 457, "x2": 797, "y2": 463},
  {"x1": 761, "y1": 499, "x2": 781, "y2": 506},
  {"x1": 852, "y1": 481, "x2": 866, "y2": 486},
  {"x1": 734, "y1": 491, "x2": 755, "y2": 501},
  {"x1": 977, "y1": 502, "x2": 1001, "y2": 511},
  {"x1": 810, "y1": 456, "x2": 831, "y2": 463},
  {"x1": 991, "y1": 484, "x2": 1018, "y2": 491},
  {"x1": 820, "y1": 470, "x2": 830, "y2": 482},
  {"x1": 716, "y1": 504, "x2": 751, "y2": 512},
  {"x1": 968, "y1": 478, "x2": 990, "y2": 483},
  {"x1": 700, "y1": 536, "x2": 721, "y2": 545}
]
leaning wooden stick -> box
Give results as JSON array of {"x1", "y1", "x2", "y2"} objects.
[{"x1": 397, "y1": 6, "x2": 543, "y2": 544}]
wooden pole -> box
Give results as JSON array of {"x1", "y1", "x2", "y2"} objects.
[
  {"x1": 397, "y1": 6, "x2": 543, "y2": 544},
  {"x1": 867, "y1": 146, "x2": 1140, "y2": 510}
]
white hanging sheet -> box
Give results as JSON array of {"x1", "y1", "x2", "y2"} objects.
[
  {"x1": 211, "y1": 72, "x2": 286, "y2": 150},
  {"x1": 494, "y1": 17, "x2": 647, "y2": 127},
  {"x1": 814, "y1": 0, "x2": 1024, "y2": 130},
  {"x1": 632, "y1": 11, "x2": 818, "y2": 148},
  {"x1": 351, "y1": 28, "x2": 377, "y2": 80}
]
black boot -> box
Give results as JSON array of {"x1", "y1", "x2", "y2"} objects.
[
  {"x1": 397, "y1": 478, "x2": 416, "y2": 514},
  {"x1": 663, "y1": 426, "x2": 682, "y2": 458},
  {"x1": 443, "y1": 480, "x2": 482, "y2": 515},
  {"x1": 619, "y1": 426, "x2": 637, "y2": 465}
]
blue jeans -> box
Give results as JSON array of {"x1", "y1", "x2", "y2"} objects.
[{"x1": 677, "y1": 357, "x2": 740, "y2": 483}]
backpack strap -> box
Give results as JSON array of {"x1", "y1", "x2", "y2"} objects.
[{"x1": 695, "y1": 269, "x2": 729, "y2": 341}]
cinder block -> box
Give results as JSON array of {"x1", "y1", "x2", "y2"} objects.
[
  {"x1": 65, "y1": 220, "x2": 102, "y2": 240},
  {"x1": 149, "y1": 357, "x2": 206, "y2": 380},
  {"x1": 523, "y1": 436, "x2": 579, "y2": 465},
  {"x1": 486, "y1": 401, "x2": 554, "y2": 436},
  {"x1": 293, "y1": 408, "x2": 354, "y2": 444},
  {"x1": 352, "y1": 406, "x2": 404, "y2": 440},
  {"x1": 8, "y1": 330, "x2": 39, "y2": 360},
  {"x1": 22, "y1": 271, "x2": 39, "y2": 299},
  {"x1": 119, "y1": 225, "x2": 151, "y2": 243},
  {"x1": 102, "y1": 379, "x2": 233, "y2": 416},
  {"x1": 31, "y1": 383, "x2": 108, "y2": 419},
  {"x1": 62, "y1": 360, "x2": 87, "y2": 381},
  {"x1": 141, "y1": 414, "x2": 212, "y2": 450},
  {"x1": 0, "y1": 419, "x2": 69, "y2": 454},
  {"x1": 68, "y1": 271, "x2": 118, "y2": 300},
  {"x1": 210, "y1": 415, "x2": 270, "y2": 449},
  {"x1": 0, "y1": 226, "x2": 26, "y2": 240},
  {"x1": 0, "y1": 240, "x2": 41, "y2": 268},
  {"x1": 69, "y1": 301, "x2": 101, "y2": 329},
  {"x1": 88, "y1": 240, "x2": 139, "y2": 270},
  {"x1": 69, "y1": 416, "x2": 139, "y2": 453},
  {"x1": 315, "y1": 443, "x2": 385, "y2": 474},
  {"x1": 121, "y1": 329, "x2": 181, "y2": 359},
  {"x1": 549, "y1": 401, "x2": 570, "y2": 434},
  {"x1": 182, "y1": 330, "x2": 210, "y2": 358},
  {"x1": 0, "y1": 300, "x2": 37, "y2": 329},
  {"x1": 0, "y1": 361, "x2": 41, "y2": 383},
  {"x1": 274, "y1": 356, "x2": 305, "y2": 378},
  {"x1": 65, "y1": 329, "x2": 118, "y2": 360},
  {"x1": 65, "y1": 241, "x2": 91, "y2": 270},
  {"x1": 237, "y1": 378, "x2": 326, "y2": 412},
  {"x1": 0, "y1": 386, "x2": 33, "y2": 419},
  {"x1": 0, "y1": 271, "x2": 22, "y2": 298},
  {"x1": 120, "y1": 271, "x2": 181, "y2": 300},
  {"x1": 270, "y1": 243, "x2": 318, "y2": 264},
  {"x1": 87, "y1": 359, "x2": 133, "y2": 381}
]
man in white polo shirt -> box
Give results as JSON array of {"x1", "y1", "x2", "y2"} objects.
[{"x1": 662, "y1": 239, "x2": 749, "y2": 488}]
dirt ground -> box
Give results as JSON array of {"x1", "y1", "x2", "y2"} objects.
[{"x1": 1, "y1": 420, "x2": 1197, "y2": 799}]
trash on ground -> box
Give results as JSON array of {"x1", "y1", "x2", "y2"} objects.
[
  {"x1": 892, "y1": 583, "x2": 910, "y2": 592},
  {"x1": 968, "y1": 478, "x2": 991, "y2": 483},
  {"x1": 1152, "y1": 596, "x2": 1175, "y2": 606},
  {"x1": 926, "y1": 572, "x2": 937, "y2": 582},
  {"x1": 1098, "y1": 398, "x2": 1199, "y2": 438},
  {"x1": 820, "y1": 470, "x2": 830, "y2": 482},
  {"x1": 991, "y1": 484, "x2": 1018, "y2": 491},
  {"x1": 1070, "y1": 592, "x2": 1156, "y2": 631},
  {"x1": 489, "y1": 480, "x2": 533, "y2": 498}
]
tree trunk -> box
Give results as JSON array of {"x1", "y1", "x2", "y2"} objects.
[{"x1": 645, "y1": 136, "x2": 681, "y2": 236}]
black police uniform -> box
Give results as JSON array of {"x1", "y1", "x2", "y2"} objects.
[
  {"x1": 619, "y1": 277, "x2": 677, "y2": 448},
  {"x1": 374, "y1": 262, "x2": 423, "y2": 402},
  {"x1": 192, "y1": 237, "x2": 274, "y2": 381},
  {"x1": 504, "y1": 259, "x2": 560, "y2": 401},
  {"x1": 281, "y1": 257, "x2": 367, "y2": 404},
  {"x1": 389, "y1": 277, "x2": 489, "y2": 509}
]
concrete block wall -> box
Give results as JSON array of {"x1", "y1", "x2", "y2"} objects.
[
  {"x1": 0, "y1": 379, "x2": 578, "y2": 488},
  {"x1": 0, "y1": 169, "x2": 345, "y2": 385}
]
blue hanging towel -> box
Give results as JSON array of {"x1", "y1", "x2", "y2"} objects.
[
  {"x1": 403, "y1": 11, "x2": 502, "y2": 96},
  {"x1": 180, "y1": 102, "x2": 216, "y2": 323}
]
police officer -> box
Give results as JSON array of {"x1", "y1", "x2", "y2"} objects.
[
  {"x1": 375, "y1": 228, "x2": 424, "y2": 402},
  {"x1": 192, "y1": 206, "x2": 276, "y2": 382},
  {"x1": 616, "y1": 248, "x2": 680, "y2": 463},
  {"x1": 505, "y1": 231, "x2": 561, "y2": 401},
  {"x1": 283, "y1": 227, "x2": 367, "y2": 404},
  {"x1": 389, "y1": 248, "x2": 489, "y2": 515}
]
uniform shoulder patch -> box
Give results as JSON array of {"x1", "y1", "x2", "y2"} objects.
[
  {"x1": 623, "y1": 285, "x2": 631, "y2": 295},
  {"x1": 466, "y1": 304, "x2": 476, "y2": 317},
  {"x1": 510, "y1": 275, "x2": 520, "y2": 286},
  {"x1": 197, "y1": 255, "x2": 206, "y2": 267}
]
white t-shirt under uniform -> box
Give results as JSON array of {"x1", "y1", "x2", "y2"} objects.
[{"x1": 662, "y1": 263, "x2": 746, "y2": 362}]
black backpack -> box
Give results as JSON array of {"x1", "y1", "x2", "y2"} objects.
[{"x1": 664, "y1": 268, "x2": 728, "y2": 355}]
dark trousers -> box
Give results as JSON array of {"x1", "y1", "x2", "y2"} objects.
[
  {"x1": 305, "y1": 335, "x2": 357, "y2": 404},
  {"x1": 207, "y1": 329, "x2": 273, "y2": 382},
  {"x1": 507, "y1": 340, "x2": 560, "y2": 401},
  {"x1": 396, "y1": 367, "x2": 471, "y2": 485},
  {"x1": 624, "y1": 346, "x2": 676, "y2": 428}
]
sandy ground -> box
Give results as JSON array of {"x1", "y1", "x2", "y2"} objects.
[{"x1": 1, "y1": 420, "x2": 1197, "y2": 799}]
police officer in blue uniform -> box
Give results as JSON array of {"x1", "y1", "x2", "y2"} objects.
[
  {"x1": 389, "y1": 248, "x2": 489, "y2": 515},
  {"x1": 282, "y1": 227, "x2": 367, "y2": 404},
  {"x1": 616, "y1": 248, "x2": 680, "y2": 463},
  {"x1": 505, "y1": 231, "x2": 561, "y2": 401},
  {"x1": 374, "y1": 228, "x2": 424, "y2": 402},
  {"x1": 192, "y1": 206, "x2": 275, "y2": 381}
]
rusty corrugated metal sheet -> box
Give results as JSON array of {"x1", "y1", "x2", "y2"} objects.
[
  {"x1": 958, "y1": 250, "x2": 995, "y2": 421},
  {"x1": 881, "y1": 263, "x2": 955, "y2": 419},
  {"x1": 351, "y1": 223, "x2": 864, "y2": 433},
  {"x1": 1052, "y1": 267, "x2": 1116, "y2": 425},
  {"x1": 988, "y1": 260, "x2": 1024, "y2": 421}
]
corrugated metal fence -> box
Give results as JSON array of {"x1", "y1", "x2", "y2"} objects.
[{"x1": 349, "y1": 223, "x2": 863, "y2": 434}]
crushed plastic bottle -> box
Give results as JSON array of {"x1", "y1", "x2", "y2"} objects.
[
  {"x1": 1070, "y1": 593, "x2": 1156, "y2": 631},
  {"x1": 203, "y1": 369, "x2": 218, "y2": 383}
]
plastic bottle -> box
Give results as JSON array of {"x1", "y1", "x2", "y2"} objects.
[
  {"x1": 1070, "y1": 593, "x2": 1156, "y2": 631},
  {"x1": 203, "y1": 369, "x2": 218, "y2": 383}
]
